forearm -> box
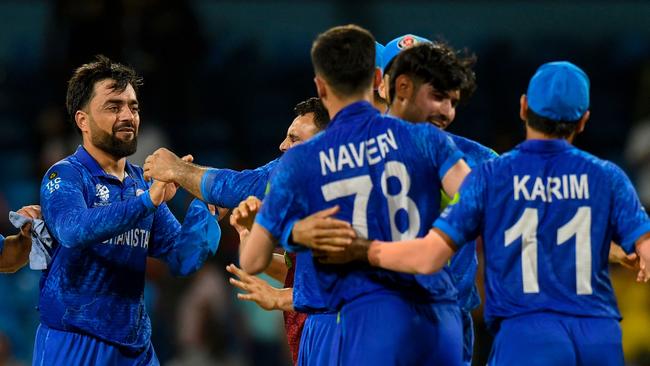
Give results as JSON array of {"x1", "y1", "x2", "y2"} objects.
[
  {"x1": 173, "y1": 161, "x2": 207, "y2": 201},
  {"x1": 240, "y1": 223, "x2": 275, "y2": 275},
  {"x1": 0, "y1": 234, "x2": 30, "y2": 273},
  {"x1": 368, "y1": 229, "x2": 455, "y2": 274},
  {"x1": 264, "y1": 253, "x2": 288, "y2": 283},
  {"x1": 50, "y1": 194, "x2": 153, "y2": 249}
]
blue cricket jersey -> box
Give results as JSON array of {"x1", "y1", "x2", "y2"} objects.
[
  {"x1": 200, "y1": 159, "x2": 280, "y2": 208},
  {"x1": 39, "y1": 146, "x2": 220, "y2": 352},
  {"x1": 257, "y1": 101, "x2": 463, "y2": 310},
  {"x1": 447, "y1": 133, "x2": 497, "y2": 313},
  {"x1": 435, "y1": 139, "x2": 650, "y2": 329}
]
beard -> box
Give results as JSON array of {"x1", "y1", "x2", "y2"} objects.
[{"x1": 89, "y1": 119, "x2": 138, "y2": 158}]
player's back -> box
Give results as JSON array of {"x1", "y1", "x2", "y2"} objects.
[
  {"x1": 278, "y1": 101, "x2": 462, "y2": 309},
  {"x1": 478, "y1": 139, "x2": 643, "y2": 327}
]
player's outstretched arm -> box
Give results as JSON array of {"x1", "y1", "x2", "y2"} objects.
[
  {"x1": 232, "y1": 197, "x2": 276, "y2": 274},
  {"x1": 367, "y1": 228, "x2": 457, "y2": 274},
  {"x1": 635, "y1": 232, "x2": 650, "y2": 283},
  {"x1": 226, "y1": 264, "x2": 293, "y2": 311},
  {"x1": 264, "y1": 253, "x2": 289, "y2": 283},
  {"x1": 0, "y1": 205, "x2": 41, "y2": 273},
  {"x1": 144, "y1": 148, "x2": 206, "y2": 200}
]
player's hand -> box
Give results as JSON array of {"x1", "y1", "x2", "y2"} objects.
[
  {"x1": 144, "y1": 148, "x2": 192, "y2": 183},
  {"x1": 230, "y1": 196, "x2": 262, "y2": 235},
  {"x1": 226, "y1": 263, "x2": 281, "y2": 311},
  {"x1": 609, "y1": 242, "x2": 640, "y2": 271},
  {"x1": 637, "y1": 256, "x2": 649, "y2": 283},
  {"x1": 15, "y1": 205, "x2": 40, "y2": 241},
  {"x1": 216, "y1": 206, "x2": 230, "y2": 221},
  {"x1": 314, "y1": 237, "x2": 371, "y2": 264},
  {"x1": 292, "y1": 205, "x2": 356, "y2": 252},
  {"x1": 148, "y1": 180, "x2": 175, "y2": 206}
]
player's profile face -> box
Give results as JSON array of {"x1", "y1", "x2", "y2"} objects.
[
  {"x1": 408, "y1": 83, "x2": 459, "y2": 130},
  {"x1": 86, "y1": 79, "x2": 140, "y2": 158},
  {"x1": 279, "y1": 113, "x2": 318, "y2": 152}
]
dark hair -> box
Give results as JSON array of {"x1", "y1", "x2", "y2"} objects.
[
  {"x1": 66, "y1": 55, "x2": 143, "y2": 133},
  {"x1": 387, "y1": 42, "x2": 476, "y2": 105},
  {"x1": 293, "y1": 97, "x2": 330, "y2": 131},
  {"x1": 526, "y1": 109, "x2": 581, "y2": 138},
  {"x1": 311, "y1": 25, "x2": 376, "y2": 97}
]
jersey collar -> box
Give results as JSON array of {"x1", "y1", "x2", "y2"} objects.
[
  {"x1": 517, "y1": 139, "x2": 574, "y2": 153},
  {"x1": 73, "y1": 145, "x2": 138, "y2": 184},
  {"x1": 328, "y1": 101, "x2": 377, "y2": 128}
]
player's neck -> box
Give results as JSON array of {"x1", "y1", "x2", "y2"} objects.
[
  {"x1": 83, "y1": 142, "x2": 127, "y2": 181},
  {"x1": 325, "y1": 90, "x2": 374, "y2": 120},
  {"x1": 525, "y1": 126, "x2": 573, "y2": 144}
]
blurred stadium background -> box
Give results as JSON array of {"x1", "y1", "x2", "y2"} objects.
[{"x1": 0, "y1": 1, "x2": 649, "y2": 365}]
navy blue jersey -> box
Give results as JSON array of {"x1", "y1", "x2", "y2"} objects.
[
  {"x1": 257, "y1": 101, "x2": 463, "y2": 310},
  {"x1": 39, "y1": 146, "x2": 220, "y2": 352},
  {"x1": 435, "y1": 139, "x2": 650, "y2": 328},
  {"x1": 200, "y1": 158, "x2": 280, "y2": 208},
  {"x1": 446, "y1": 133, "x2": 497, "y2": 313}
]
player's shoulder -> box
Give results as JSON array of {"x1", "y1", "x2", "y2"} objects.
[
  {"x1": 43, "y1": 155, "x2": 85, "y2": 181},
  {"x1": 448, "y1": 133, "x2": 498, "y2": 164},
  {"x1": 567, "y1": 147, "x2": 624, "y2": 176}
]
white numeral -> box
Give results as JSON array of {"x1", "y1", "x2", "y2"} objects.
[
  {"x1": 322, "y1": 161, "x2": 421, "y2": 241},
  {"x1": 557, "y1": 207, "x2": 592, "y2": 295},
  {"x1": 505, "y1": 207, "x2": 592, "y2": 295},
  {"x1": 505, "y1": 208, "x2": 539, "y2": 293}
]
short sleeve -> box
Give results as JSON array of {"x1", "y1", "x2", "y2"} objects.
[
  {"x1": 434, "y1": 166, "x2": 487, "y2": 247},
  {"x1": 608, "y1": 163, "x2": 650, "y2": 252}
]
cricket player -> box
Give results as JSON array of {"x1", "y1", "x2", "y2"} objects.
[
  {"x1": 238, "y1": 25, "x2": 470, "y2": 365},
  {"x1": 34, "y1": 55, "x2": 221, "y2": 365}
]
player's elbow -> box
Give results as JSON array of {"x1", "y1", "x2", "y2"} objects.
[
  {"x1": 240, "y1": 256, "x2": 267, "y2": 275},
  {"x1": 412, "y1": 259, "x2": 441, "y2": 275}
]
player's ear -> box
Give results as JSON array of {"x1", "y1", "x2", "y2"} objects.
[
  {"x1": 519, "y1": 94, "x2": 528, "y2": 122},
  {"x1": 373, "y1": 67, "x2": 382, "y2": 90},
  {"x1": 576, "y1": 110, "x2": 590, "y2": 134},
  {"x1": 395, "y1": 74, "x2": 413, "y2": 101},
  {"x1": 75, "y1": 110, "x2": 89, "y2": 133},
  {"x1": 314, "y1": 76, "x2": 327, "y2": 100},
  {"x1": 379, "y1": 73, "x2": 389, "y2": 101}
]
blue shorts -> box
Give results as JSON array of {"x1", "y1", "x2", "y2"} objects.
[
  {"x1": 33, "y1": 323, "x2": 159, "y2": 366},
  {"x1": 460, "y1": 309, "x2": 474, "y2": 366},
  {"x1": 297, "y1": 313, "x2": 337, "y2": 366},
  {"x1": 489, "y1": 313, "x2": 623, "y2": 366},
  {"x1": 331, "y1": 292, "x2": 463, "y2": 366}
]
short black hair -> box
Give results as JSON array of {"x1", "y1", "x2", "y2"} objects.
[
  {"x1": 293, "y1": 97, "x2": 330, "y2": 131},
  {"x1": 387, "y1": 42, "x2": 476, "y2": 105},
  {"x1": 526, "y1": 109, "x2": 581, "y2": 138},
  {"x1": 311, "y1": 25, "x2": 376, "y2": 97},
  {"x1": 66, "y1": 55, "x2": 143, "y2": 133}
]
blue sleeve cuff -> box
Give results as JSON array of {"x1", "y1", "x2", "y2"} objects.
[
  {"x1": 140, "y1": 190, "x2": 157, "y2": 213},
  {"x1": 439, "y1": 150, "x2": 464, "y2": 181},
  {"x1": 433, "y1": 218, "x2": 466, "y2": 248},
  {"x1": 200, "y1": 169, "x2": 217, "y2": 203},
  {"x1": 279, "y1": 219, "x2": 304, "y2": 252},
  {"x1": 620, "y1": 222, "x2": 650, "y2": 254}
]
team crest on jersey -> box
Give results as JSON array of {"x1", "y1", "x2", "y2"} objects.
[
  {"x1": 48, "y1": 172, "x2": 58, "y2": 180},
  {"x1": 398, "y1": 35, "x2": 418, "y2": 49},
  {"x1": 95, "y1": 184, "x2": 110, "y2": 204}
]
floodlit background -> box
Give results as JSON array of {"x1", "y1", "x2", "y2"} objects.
[{"x1": 0, "y1": 1, "x2": 649, "y2": 365}]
